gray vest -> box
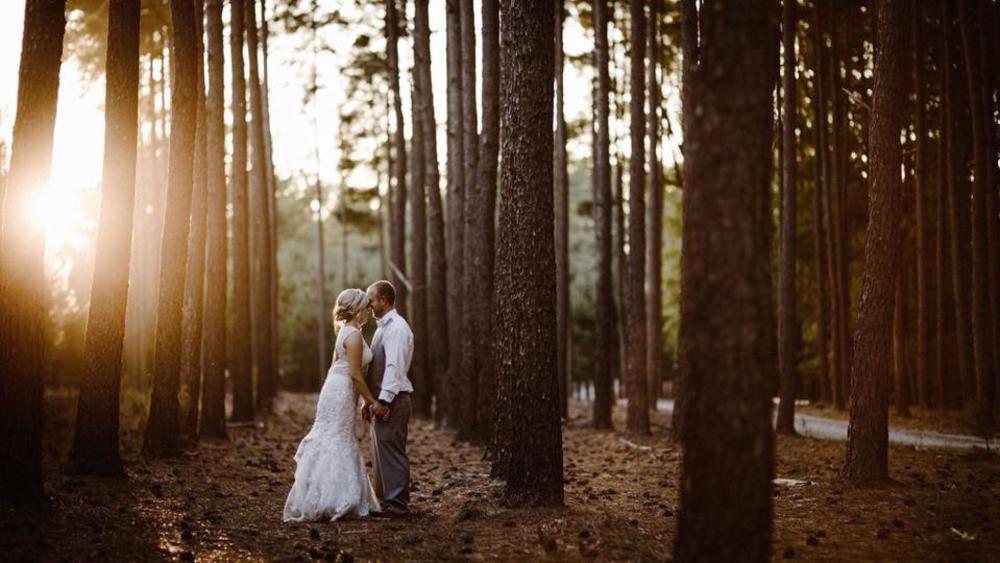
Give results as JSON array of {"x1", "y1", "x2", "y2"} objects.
[{"x1": 366, "y1": 334, "x2": 387, "y2": 396}]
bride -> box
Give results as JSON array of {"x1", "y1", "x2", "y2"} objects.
[{"x1": 283, "y1": 289, "x2": 383, "y2": 521}]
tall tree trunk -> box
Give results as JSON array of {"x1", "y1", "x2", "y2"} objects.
[
  {"x1": 912, "y1": 1, "x2": 932, "y2": 411},
  {"x1": 958, "y1": 0, "x2": 996, "y2": 436},
  {"x1": 228, "y1": 0, "x2": 255, "y2": 423},
  {"x1": 386, "y1": 0, "x2": 408, "y2": 319},
  {"x1": 475, "y1": 0, "x2": 500, "y2": 454},
  {"x1": 827, "y1": 0, "x2": 848, "y2": 410},
  {"x1": 554, "y1": 0, "x2": 570, "y2": 420},
  {"x1": 776, "y1": 0, "x2": 799, "y2": 435},
  {"x1": 143, "y1": 0, "x2": 200, "y2": 458},
  {"x1": 409, "y1": 78, "x2": 430, "y2": 418},
  {"x1": 0, "y1": 0, "x2": 66, "y2": 503},
  {"x1": 246, "y1": 0, "x2": 275, "y2": 412},
  {"x1": 935, "y1": 0, "x2": 953, "y2": 410},
  {"x1": 645, "y1": 0, "x2": 664, "y2": 410},
  {"x1": 260, "y1": 0, "x2": 279, "y2": 395},
  {"x1": 67, "y1": 0, "x2": 140, "y2": 475},
  {"x1": 843, "y1": 0, "x2": 910, "y2": 486},
  {"x1": 200, "y1": 0, "x2": 229, "y2": 441},
  {"x1": 672, "y1": 0, "x2": 698, "y2": 439},
  {"x1": 445, "y1": 0, "x2": 464, "y2": 429},
  {"x1": 674, "y1": 1, "x2": 779, "y2": 558},
  {"x1": 414, "y1": 0, "x2": 448, "y2": 422},
  {"x1": 493, "y1": 0, "x2": 563, "y2": 508},
  {"x1": 811, "y1": 0, "x2": 832, "y2": 405},
  {"x1": 456, "y1": 0, "x2": 481, "y2": 442},
  {"x1": 942, "y1": 0, "x2": 974, "y2": 407},
  {"x1": 591, "y1": 0, "x2": 614, "y2": 430},
  {"x1": 624, "y1": 0, "x2": 650, "y2": 436},
  {"x1": 179, "y1": 0, "x2": 208, "y2": 443}
]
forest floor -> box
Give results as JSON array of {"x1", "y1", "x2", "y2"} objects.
[{"x1": 2, "y1": 392, "x2": 999, "y2": 561}]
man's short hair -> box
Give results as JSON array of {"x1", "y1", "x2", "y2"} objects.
[{"x1": 368, "y1": 280, "x2": 396, "y2": 305}]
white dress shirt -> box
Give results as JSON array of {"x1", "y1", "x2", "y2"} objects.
[{"x1": 373, "y1": 308, "x2": 414, "y2": 403}]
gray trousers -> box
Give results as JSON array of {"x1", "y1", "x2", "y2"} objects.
[{"x1": 370, "y1": 392, "x2": 410, "y2": 514}]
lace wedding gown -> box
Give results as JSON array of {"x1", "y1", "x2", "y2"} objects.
[{"x1": 283, "y1": 325, "x2": 381, "y2": 522}]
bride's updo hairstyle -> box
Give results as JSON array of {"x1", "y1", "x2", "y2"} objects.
[{"x1": 332, "y1": 288, "x2": 369, "y2": 327}]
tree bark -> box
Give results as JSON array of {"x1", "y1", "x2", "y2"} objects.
[
  {"x1": 0, "y1": 0, "x2": 66, "y2": 502},
  {"x1": 811, "y1": 0, "x2": 832, "y2": 405},
  {"x1": 474, "y1": 0, "x2": 500, "y2": 453},
  {"x1": 591, "y1": 0, "x2": 614, "y2": 431},
  {"x1": 179, "y1": 0, "x2": 208, "y2": 443},
  {"x1": 958, "y1": 0, "x2": 996, "y2": 436},
  {"x1": 414, "y1": 0, "x2": 448, "y2": 422},
  {"x1": 226, "y1": 0, "x2": 255, "y2": 424},
  {"x1": 143, "y1": 0, "x2": 200, "y2": 458},
  {"x1": 409, "y1": 77, "x2": 430, "y2": 418},
  {"x1": 935, "y1": 0, "x2": 953, "y2": 410},
  {"x1": 246, "y1": 0, "x2": 276, "y2": 412},
  {"x1": 445, "y1": 0, "x2": 464, "y2": 429},
  {"x1": 624, "y1": 0, "x2": 650, "y2": 436},
  {"x1": 67, "y1": 0, "x2": 140, "y2": 475},
  {"x1": 645, "y1": 0, "x2": 664, "y2": 411},
  {"x1": 912, "y1": 1, "x2": 932, "y2": 411},
  {"x1": 386, "y1": 0, "x2": 408, "y2": 318},
  {"x1": 828, "y1": 0, "x2": 849, "y2": 409},
  {"x1": 200, "y1": 0, "x2": 229, "y2": 441},
  {"x1": 674, "y1": 0, "x2": 778, "y2": 558},
  {"x1": 456, "y1": 0, "x2": 481, "y2": 442},
  {"x1": 554, "y1": 0, "x2": 570, "y2": 420},
  {"x1": 493, "y1": 0, "x2": 563, "y2": 507},
  {"x1": 843, "y1": 0, "x2": 910, "y2": 487},
  {"x1": 942, "y1": 0, "x2": 974, "y2": 407},
  {"x1": 672, "y1": 0, "x2": 698, "y2": 440},
  {"x1": 893, "y1": 265, "x2": 912, "y2": 417},
  {"x1": 776, "y1": 0, "x2": 799, "y2": 435}
]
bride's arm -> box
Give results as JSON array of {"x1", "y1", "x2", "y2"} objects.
[{"x1": 344, "y1": 331, "x2": 379, "y2": 405}]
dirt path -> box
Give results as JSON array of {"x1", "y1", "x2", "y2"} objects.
[
  {"x1": 616, "y1": 397, "x2": 991, "y2": 450},
  {"x1": 2, "y1": 393, "x2": 998, "y2": 561}
]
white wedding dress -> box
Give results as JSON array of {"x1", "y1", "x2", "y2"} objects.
[{"x1": 283, "y1": 325, "x2": 381, "y2": 522}]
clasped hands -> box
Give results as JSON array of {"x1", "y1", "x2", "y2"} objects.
[{"x1": 362, "y1": 400, "x2": 390, "y2": 422}]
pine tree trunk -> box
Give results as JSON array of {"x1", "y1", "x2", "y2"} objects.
[
  {"x1": 591, "y1": 0, "x2": 615, "y2": 430},
  {"x1": 227, "y1": 0, "x2": 255, "y2": 424},
  {"x1": 827, "y1": 0, "x2": 848, "y2": 410},
  {"x1": 445, "y1": 0, "x2": 464, "y2": 429},
  {"x1": 958, "y1": 0, "x2": 996, "y2": 436},
  {"x1": 200, "y1": 0, "x2": 229, "y2": 441},
  {"x1": 645, "y1": 0, "x2": 664, "y2": 411},
  {"x1": 414, "y1": 0, "x2": 448, "y2": 422},
  {"x1": 456, "y1": 0, "x2": 482, "y2": 442},
  {"x1": 259, "y1": 0, "x2": 280, "y2": 394},
  {"x1": 935, "y1": 0, "x2": 953, "y2": 410},
  {"x1": 246, "y1": 0, "x2": 276, "y2": 412},
  {"x1": 179, "y1": 0, "x2": 208, "y2": 443},
  {"x1": 143, "y1": 0, "x2": 200, "y2": 458},
  {"x1": 672, "y1": 0, "x2": 698, "y2": 439},
  {"x1": 409, "y1": 78, "x2": 430, "y2": 418},
  {"x1": 493, "y1": 0, "x2": 563, "y2": 507},
  {"x1": 554, "y1": 0, "x2": 571, "y2": 420},
  {"x1": 68, "y1": 0, "x2": 140, "y2": 475},
  {"x1": 913, "y1": 2, "x2": 932, "y2": 411},
  {"x1": 811, "y1": 0, "x2": 832, "y2": 405},
  {"x1": 843, "y1": 0, "x2": 910, "y2": 486},
  {"x1": 624, "y1": 0, "x2": 650, "y2": 436},
  {"x1": 386, "y1": 0, "x2": 408, "y2": 318},
  {"x1": 942, "y1": 1, "x2": 974, "y2": 407},
  {"x1": 0, "y1": 0, "x2": 66, "y2": 502},
  {"x1": 674, "y1": 1, "x2": 778, "y2": 558},
  {"x1": 776, "y1": 0, "x2": 799, "y2": 435}
]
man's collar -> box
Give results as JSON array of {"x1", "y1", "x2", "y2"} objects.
[{"x1": 377, "y1": 308, "x2": 398, "y2": 327}]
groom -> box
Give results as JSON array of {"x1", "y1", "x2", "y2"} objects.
[{"x1": 364, "y1": 280, "x2": 414, "y2": 517}]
